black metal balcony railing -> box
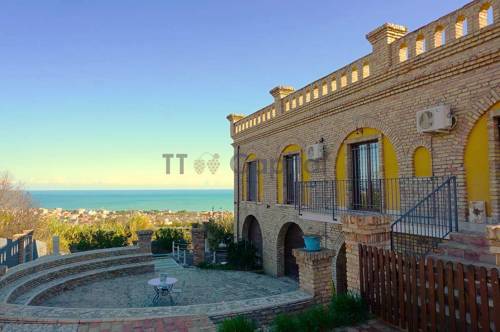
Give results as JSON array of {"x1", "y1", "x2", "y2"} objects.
[
  {"x1": 294, "y1": 176, "x2": 458, "y2": 257},
  {"x1": 296, "y1": 177, "x2": 451, "y2": 218}
]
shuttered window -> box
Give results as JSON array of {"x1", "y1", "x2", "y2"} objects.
[
  {"x1": 284, "y1": 154, "x2": 300, "y2": 205},
  {"x1": 247, "y1": 161, "x2": 258, "y2": 201}
]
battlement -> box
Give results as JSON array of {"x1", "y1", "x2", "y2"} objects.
[{"x1": 228, "y1": 0, "x2": 498, "y2": 138}]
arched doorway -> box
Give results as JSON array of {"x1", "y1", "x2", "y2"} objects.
[
  {"x1": 242, "y1": 215, "x2": 263, "y2": 266},
  {"x1": 278, "y1": 223, "x2": 304, "y2": 280},
  {"x1": 335, "y1": 243, "x2": 347, "y2": 294}
]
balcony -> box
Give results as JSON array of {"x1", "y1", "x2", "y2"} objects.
[{"x1": 295, "y1": 177, "x2": 459, "y2": 255}]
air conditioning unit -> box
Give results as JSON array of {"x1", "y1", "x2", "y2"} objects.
[
  {"x1": 416, "y1": 105, "x2": 454, "y2": 133},
  {"x1": 306, "y1": 143, "x2": 324, "y2": 160}
]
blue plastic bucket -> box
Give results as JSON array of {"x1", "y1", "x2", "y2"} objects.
[{"x1": 303, "y1": 235, "x2": 321, "y2": 251}]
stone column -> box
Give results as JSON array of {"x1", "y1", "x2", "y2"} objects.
[
  {"x1": 293, "y1": 248, "x2": 336, "y2": 305},
  {"x1": 486, "y1": 225, "x2": 500, "y2": 266},
  {"x1": 52, "y1": 236, "x2": 60, "y2": 255},
  {"x1": 136, "y1": 230, "x2": 154, "y2": 254},
  {"x1": 191, "y1": 225, "x2": 206, "y2": 266},
  {"x1": 341, "y1": 214, "x2": 391, "y2": 293},
  {"x1": 24, "y1": 230, "x2": 34, "y2": 262},
  {"x1": 13, "y1": 233, "x2": 25, "y2": 265}
]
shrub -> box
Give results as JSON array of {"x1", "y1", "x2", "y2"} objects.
[
  {"x1": 273, "y1": 313, "x2": 299, "y2": 332},
  {"x1": 68, "y1": 228, "x2": 128, "y2": 252},
  {"x1": 153, "y1": 227, "x2": 186, "y2": 252},
  {"x1": 329, "y1": 292, "x2": 368, "y2": 327},
  {"x1": 205, "y1": 218, "x2": 233, "y2": 251},
  {"x1": 218, "y1": 316, "x2": 256, "y2": 332},
  {"x1": 227, "y1": 240, "x2": 258, "y2": 270},
  {"x1": 272, "y1": 293, "x2": 368, "y2": 331}
]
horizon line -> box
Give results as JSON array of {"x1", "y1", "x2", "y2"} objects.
[{"x1": 28, "y1": 187, "x2": 234, "y2": 191}]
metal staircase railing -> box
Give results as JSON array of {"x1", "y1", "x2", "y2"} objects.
[{"x1": 390, "y1": 176, "x2": 458, "y2": 257}]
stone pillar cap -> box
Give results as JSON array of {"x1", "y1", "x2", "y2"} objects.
[
  {"x1": 226, "y1": 114, "x2": 245, "y2": 123},
  {"x1": 293, "y1": 248, "x2": 336, "y2": 261},
  {"x1": 366, "y1": 23, "x2": 407, "y2": 45},
  {"x1": 136, "y1": 229, "x2": 154, "y2": 235},
  {"x1": 269, "y1": 86, "x2": 295, "y2": 99}
]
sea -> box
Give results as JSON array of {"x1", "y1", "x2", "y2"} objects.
[{"x1": 29, "y1": 190, "x2": 234, "y2": 212}]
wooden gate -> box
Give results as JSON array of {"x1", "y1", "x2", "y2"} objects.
[{"x1": 359, "y1": 244, "x2": 500, "y2": 331}]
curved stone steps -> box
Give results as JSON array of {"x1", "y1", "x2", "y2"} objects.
[
  {"x1": 0, "y1": 247, "x2": 140, "y2": 290},
  {"x1": 19, "y1": 261, "x2": 154, "y2": 305},
  {"x1": 1, "y1": 253, "x2": 152, "y2": 304}
]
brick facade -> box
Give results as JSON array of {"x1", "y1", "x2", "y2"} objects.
[{"x1": 228, "y1": 0, "x2": 500, "y2": 286}]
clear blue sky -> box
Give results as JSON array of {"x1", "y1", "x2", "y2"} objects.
[{"x1": 0, "y1": 0, "x2": 469, "y2": 189}]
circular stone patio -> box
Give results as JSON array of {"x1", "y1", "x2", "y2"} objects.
[{"x1": 40, "y1": 257, "x2": 298, "y2": 308}]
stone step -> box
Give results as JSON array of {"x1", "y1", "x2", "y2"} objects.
[
  {"x1": 0, "y1": 247, "x2": 140, "y2": 290},
  {"x1": 449, "y1": 231, "x2": 489, "y2": 247},
  {"x1": 20, "y1": 261, "x2": 154, "y2": 305},
  {"x1": 1, "y1": 253, "x2": 152, "y2": 304},
  {"x1": 435, "y1": 241, "x2": 496, "y2": 265}
]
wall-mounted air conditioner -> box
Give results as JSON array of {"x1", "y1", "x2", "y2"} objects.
[{"x1": 416, "y1": 105, "x2": 455, "y2": 133}]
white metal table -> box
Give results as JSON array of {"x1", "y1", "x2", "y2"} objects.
[{"x1": 148, "y1": 277, "x2": 178, "y2": 305}]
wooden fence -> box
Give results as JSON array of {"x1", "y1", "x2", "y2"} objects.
[{"x1": 358, "y1": 244, "x2": 500, "y2": 332}]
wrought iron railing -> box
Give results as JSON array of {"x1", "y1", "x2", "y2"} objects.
[
  {"x1": 390, "y1": 176, "x2": 458, "y2": 257},
  {"x1": 295, "y1": 177, "x2": 451, "y2": 218},
  {"x1": 295, "y1": 176, "x2": 458, "y2": 256}
]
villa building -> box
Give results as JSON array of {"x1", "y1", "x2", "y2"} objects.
[{"x1": 227, "y1": 0, "x2": 500, "y2": 291}]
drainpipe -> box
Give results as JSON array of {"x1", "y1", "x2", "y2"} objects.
[{"x1": 236, "y1": 144, "x2": 240, "y2": 241}]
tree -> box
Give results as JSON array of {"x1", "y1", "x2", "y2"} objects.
[{"x1": 0, "y1": 172, "x2": 39, "y2": 237}]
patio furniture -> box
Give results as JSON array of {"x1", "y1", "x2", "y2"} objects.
[{"x1": 148, "y1": 277, "x2": 178, "y2": 305}]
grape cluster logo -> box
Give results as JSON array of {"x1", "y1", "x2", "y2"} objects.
[{"x1": 193, "y1": 153, "x2": 220, "y2": 175}]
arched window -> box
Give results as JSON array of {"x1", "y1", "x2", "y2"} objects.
[
  {"x1": 276, "y1": 145, "x2": 306, "y2": 204},
  {"x1": 399, "y1": 43, "x2": 409, "y2": 62},
  {"x1": 298, "y1": 94, "x2": 303, "y2": 106},
  {"x1": 479, "y1": 3, "x2": 494, "y2": 28},
  {"x1": 340, "y1": 73, "x2": 347, "y2": 88},
  {"x1": 362, "y1": 62, "x2": 370, "y2": 78},
  {"x1": 415, "y1": 34, "x2": 426, "y2": 55},
  {"x1": 331, "y1": 78, "x2": 337, "y2": 92},
  {"x1": 455, "y1": 15, "x2": 468, "y2": 38},
  {"x1": 305, "y1": 89, "x2": 311, "y2": 103},
  {"x1": 313, "y1": 85, "x2": 319, "y2": 99},
  {"x1": 285, "y1": 100, "x2": 290, "y2": 112},
  {"x1": 434, "y1": 25, "x2": 446, "y2": 47},
  {"x1": 291, "y1": 97, "x2": 296, "y2": 109},
  {"x1": 351, "y1": 67, "x2": 358, "y2": 83},
  {"x1": 322, "y1": 81, "x2": 328, "y2": 96}
]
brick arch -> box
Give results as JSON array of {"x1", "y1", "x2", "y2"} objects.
[
  {"x1": 457, "y1": 86, "x2": 500, "y2": 159},
  {"x1": 276, "y1": 221, "x2": 304, "y2": 278},
  {"x1": 328, "y1": 115, "x2": 407, "y2": 177},
  {"x1": 242, "y1": 215, "x2": 263, "y2": 267}
]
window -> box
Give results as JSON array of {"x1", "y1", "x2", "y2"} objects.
[
  {"x1": 292, "y1": 97, "x2": 296, "y2": 109},
  {"x1": 456, "y1": 16, "x2": 468, "y2": 38},
  {"x1": 246, "y1": 161, "x2": 258, "y2": 201},
  {"x1": 322, "y1": 82, "x2": 328, "y2": 96},
  {"x1": 285, "y1": 101, "x2": 290, "y2": 111},
  {"x1": 351, "y1": 141, "x2": 381, "y2": 211},
  {"x1": 415, "y1": 34, "x2": 426, "y2": 55},
  {"x1": 306, "y1": 90, "x2": 311, "y2": 102},
  {"x1": 479, "y1": 3, "x2": 494, "y2": 28},
  {"x1": 298, "y1": 95, "x2": 303, "y2": 106},
  {"x1": 284, "y1": 154, "x2": 300, "y2": 205}
]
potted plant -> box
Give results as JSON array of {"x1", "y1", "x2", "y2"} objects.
[{"x1": 303, "y1": 234, "x2": 321, "y2": 251}]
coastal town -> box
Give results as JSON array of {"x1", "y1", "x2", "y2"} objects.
[{"x1": 35, "y1": 208, "x2": 232, "y2": 226}]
